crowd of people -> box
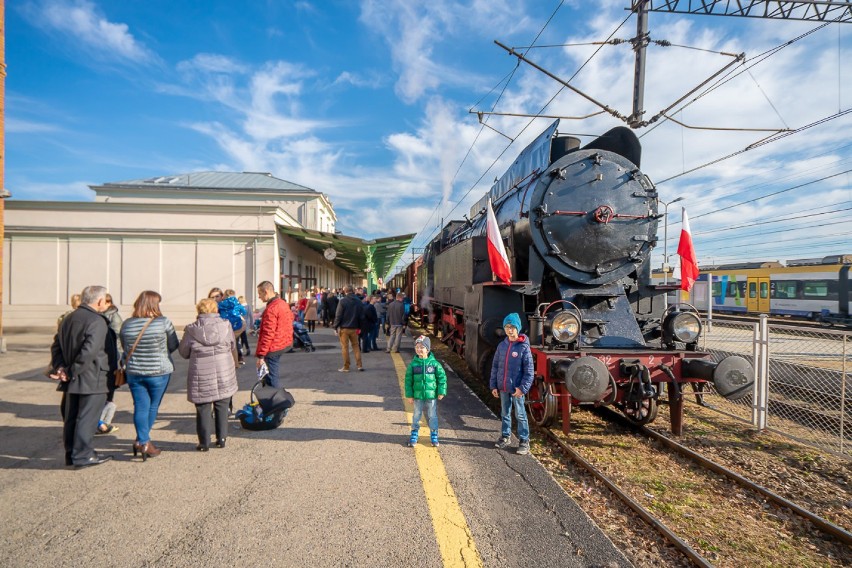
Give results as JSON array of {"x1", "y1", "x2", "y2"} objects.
[{"x1": 48, "y1": 281, "x2": 533, "y2": 468}]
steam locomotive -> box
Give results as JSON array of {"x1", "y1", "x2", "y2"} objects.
[{"x1": 401, "y1": 119, "x2": 754, "y2": 435}]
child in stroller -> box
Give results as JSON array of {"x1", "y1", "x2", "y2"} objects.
[
  {"x1": 249, "y1": 309, "x2": 262, "y2": 336},
  {"x1": 292, "y1": 320, "x2": 315, "y2": 352}
]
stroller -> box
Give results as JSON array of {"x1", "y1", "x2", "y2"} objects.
[
  {"x1": 292, "y1": 321, "x2": 315, "y2": 352},
  {"x1": 235, "y1": 374, "x2": 295, "y2": 431},
  {"x1": 249, "y1": 310, "x2": 262, "y2": 336}
]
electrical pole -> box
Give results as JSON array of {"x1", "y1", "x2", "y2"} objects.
[
  {"x1": 661, "y1": 196, "x2": 684, "y2": 310},
  {"x1": 0, "y1": 0, "x2": 8, "y2": 354},
  {"x1": 628, "y1": 0, "x2": 650, "y2": 127}
]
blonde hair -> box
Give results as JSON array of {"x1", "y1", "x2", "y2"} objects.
[
  {"x1": 238, "y1": 295, "x2": 246, "y2": 303},
  {"x1": 69, "y1": 294, "x2": 82, "y2": 309},
  {"x1": 208, "y1": 287, "x2": 223, "y2": 299},
  {"x1": 196, "y1": 298, "x2": 219, "y2": 314},
  {"x1": 224, "y1": 289, "x2": 236, "y2": 297}
]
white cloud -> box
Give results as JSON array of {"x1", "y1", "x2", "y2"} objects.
[
  {"x1": 24, "y1": 0, "x2": 156, "y2": 64},
  {"x1": 331, "y1": 71, "x2": 384, "y2": 89},
  {"x1": 6, "y1": 118, "x2": 60, "y2": 133},
  {"x1": 358, "y1": 0, "x2": 534, "y2": 103},
  {"x1": 11, "y1": 180, "x2": 94, "y2": 201},
  {"x1": 177, "y1": 53, "x2": 247, "y2": 75}
]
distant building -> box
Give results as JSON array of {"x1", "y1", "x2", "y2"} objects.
[{"x1": 3, "y1": 171, "x2": 352, "y2": 329}]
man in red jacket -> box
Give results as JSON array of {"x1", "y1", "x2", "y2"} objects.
[{"x1": 255, "y1": 281, "x2": 293, "y2": 388}]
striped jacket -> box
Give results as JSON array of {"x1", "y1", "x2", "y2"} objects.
[{"x1": 119, "y1": 316, "x2": 180, "y2": 376}]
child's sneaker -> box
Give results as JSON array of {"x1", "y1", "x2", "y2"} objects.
[
  {"x1": 517, "y1": 440, "x2": 530, "y2": 455},
  {"x1": 95, "y1": 422, "x2": 118, "y2": 435},
  {"x1": 408, "y1": 430, "x2": 418, "y2": 447},
  {"x1": 495, "y1": 436, "x2": 511, "y2": 449},
  {"x1": 430, "y1": 431, "x2": 439, "y2": 447}
]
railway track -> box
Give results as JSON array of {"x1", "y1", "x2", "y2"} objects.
[{"x1": 538, "y1": 412, "x2": 852, "y2": 567}]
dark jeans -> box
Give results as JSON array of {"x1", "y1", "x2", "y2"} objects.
[
  {"x1": 239, "y1": 331, "x2": 250, "y2": 354},
  {"x1": 265, "y1": 350, "x2": 283, "y2": 388},
  {"x1": 370, "y1": 321, "x2": 380, "y2": 350},
  {"x1": 360, "y1": 329, "x2": 372, "y2": 353},
  {"x1": 64, "y1": 392, "x2": 107, "y2": 465},
  {"x1": 196, "y1": 398, "x2": 230, "y2": 445}
]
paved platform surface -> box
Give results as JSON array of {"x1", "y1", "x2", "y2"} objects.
[{"x1": 0, "y1": 327, "x2": 631, "y2": 567}]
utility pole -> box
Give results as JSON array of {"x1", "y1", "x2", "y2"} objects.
[
  {"x1": 628, "y1": 0, "x2": 650, "y2": 127},
  {"x1": 661, "y1": 196, "x2": 684, "y2": 310},
  {"x1": 0, "y1": 0, "x2": 8, "y2": 354}
]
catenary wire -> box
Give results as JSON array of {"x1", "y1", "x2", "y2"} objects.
[
  {"x1": 424, "y1": 8, "x2": 636, "y2": 242},
  {"x1": 408, "y1": 0, "x2": 565, "y2": 252}
]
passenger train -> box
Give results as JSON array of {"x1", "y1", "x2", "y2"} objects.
[
  {"x1": 391, "y1": 119, "x2": 754, "y2": 435},
  {"x1": 655, "y1": 255, "x2": 851, "y2": 326}
]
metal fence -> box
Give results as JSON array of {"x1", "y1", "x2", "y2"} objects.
[{"x1": 690, "y1": 317, "x2": 850, "y2": 459}]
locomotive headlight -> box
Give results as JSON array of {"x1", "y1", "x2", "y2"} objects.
[
  {"x1": 550, "y1": 312, "x2": 580, "y2": 343},
  {"x1": 663, "y1": 311, "x2": 702, "y2": 344}
]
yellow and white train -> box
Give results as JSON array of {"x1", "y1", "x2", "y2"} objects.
[{"x1": 654, "y1": 255, "x2": 851, "y2": 325}]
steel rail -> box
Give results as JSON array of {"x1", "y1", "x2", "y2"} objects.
[
  {"x1": 639, "y1": 425, "x2": 852, "y2": 546},
  {"x1": 538, "y1": 426, "x2": 715, "y2": 568}
]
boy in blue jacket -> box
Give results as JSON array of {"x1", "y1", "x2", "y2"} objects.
[{"x1": 490, "y1": 313, "x2": 534, "y2": 455}]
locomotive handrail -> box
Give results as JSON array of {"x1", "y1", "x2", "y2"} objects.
[
  {"x1": 537, "y1": 299, "x2": 582, "y2": 317},
  {"x1": 664, "y1": 302, "x2": 700, "y2": 315}
]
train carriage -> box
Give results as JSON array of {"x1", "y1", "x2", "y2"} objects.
[{"x1": 663, "y1": 256, "x2": 851, "y2": 325}]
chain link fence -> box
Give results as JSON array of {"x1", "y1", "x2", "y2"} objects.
[{"x1": 692, "y1": 317, "x2": 850, "y2": 459}]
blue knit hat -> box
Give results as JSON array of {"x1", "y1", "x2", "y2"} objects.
[{"x1": 503, "y1": 313, "x2": 522, "y2": 331}]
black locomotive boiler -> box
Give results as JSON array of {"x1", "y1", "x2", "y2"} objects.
[{"x1": 415, "y1": 119, "x2": 753, "y2": 435}]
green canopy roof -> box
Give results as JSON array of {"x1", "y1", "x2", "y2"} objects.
[{"x1": 276, "y1": 225, "x2": 414, "y2": 289}]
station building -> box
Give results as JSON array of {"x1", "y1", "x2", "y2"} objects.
[{"x1": 2, "y1": 171, "x2": 413, "y2": 330}]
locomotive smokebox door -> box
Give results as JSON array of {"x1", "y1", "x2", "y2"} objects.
[{"x1": 529, "y1": 130, "x2": 658, "y2": 287}]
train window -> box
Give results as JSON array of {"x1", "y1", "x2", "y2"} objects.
[
  {"x1": 725, "y1": 282, "x2": 736, "y2": 298},
  {"x1": 759, "y1": 281, "x2": 769, "y2": 299},
  {"x1": 802, "y1": 280, "x2": 839, "y2": 300},
  {"x1": 773, "y1": 280, "x2": 797, "y2": 299},
  {"x1": 712, "y1": 282, "x2": 727, "y2": 296},
  {"x1": 748, "y1": 282, "x2": 757, "y2": 299}
]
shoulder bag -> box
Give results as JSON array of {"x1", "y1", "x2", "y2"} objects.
[{"x1": 115, "y1": 317, "x2": 155, "y2": 387}]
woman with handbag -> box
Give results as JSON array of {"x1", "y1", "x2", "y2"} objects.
[
  {"x1": 119, "y1": 290, "x2": 179, "y2": 461},
  {"x1": 179, "y1": 298, "x2": 239, "y2": 451}
]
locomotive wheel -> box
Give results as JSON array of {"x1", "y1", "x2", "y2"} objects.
[
  {"x1": 621, "y1": 397, "x2": 658, "y2": 426},
  {"x1": 441, "y1": 322, "x2": 451, "y2": 339},
  {"x1": 526, "y1": 376, "x2": 557, "y2": 427},
  {"x1": 477, "y1": 349, "x2": 495, "y2": 382}
]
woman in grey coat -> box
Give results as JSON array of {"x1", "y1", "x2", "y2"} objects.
[{"x1": 179, "y1": 298, "x2": 239, "y2": 451}]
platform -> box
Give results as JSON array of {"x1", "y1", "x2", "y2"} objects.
[{"x1": 0, "y1": 328, "x2": 630, "y2": 567}]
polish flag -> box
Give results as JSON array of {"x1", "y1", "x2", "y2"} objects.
[
  {"x1": 486, "y1": 198, "x2": 512, "y2": 284},
  {"x1": 677, "y1": 207, "x2": 699, "y2": 292}
]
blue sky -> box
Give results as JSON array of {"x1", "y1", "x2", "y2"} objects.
[{"x1": 7, "y1": 1, "x2": 852, "y2": 277}]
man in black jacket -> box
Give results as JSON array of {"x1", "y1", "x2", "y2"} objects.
[
  {"x1": 359, "y1": 295, "x2": 378, "y2": 354},
  {"x1": 50, "y1": 285, "x2": 116, "y2": 468},
  {"x1": 332, "y1": 285, "x2": 363, "y2": 372},
  {"x1": 325, "y1": 291, "x2": 339, "y2": 329}
]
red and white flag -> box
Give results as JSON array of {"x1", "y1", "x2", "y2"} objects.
[
  {"x1": 677, "y1": 207, "x2": 699, "y2": 292},
  {"x1": 486, "y1": 198, "x2": 512, "y2": 284}
]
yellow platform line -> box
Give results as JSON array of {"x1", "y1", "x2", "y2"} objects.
[{"x1": 392, "y1": 352, "x2": 483, "y2": 568}]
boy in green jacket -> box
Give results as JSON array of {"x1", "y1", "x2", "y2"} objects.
[{"x1": 404, "y1": 335, "x2": 447, "y2": 447}]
